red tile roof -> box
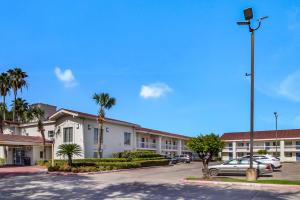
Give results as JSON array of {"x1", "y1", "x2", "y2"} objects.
[
  {"x1": 221, "y1": 129, "x2": 300, "y2": 140},
  {"x1": 0, "y1": 134, "x2": 52, "y2": 144},
  {"x1": 136, "y1": 127, "x2": 191, "y2": 140}
]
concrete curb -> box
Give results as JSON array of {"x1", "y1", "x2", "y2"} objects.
[
  {"x1": 182, "y1": 179, "x2": 300, "y2": 190},
  {"x1": 47, "y1": 165, "x2": 173, "y2": 176}
]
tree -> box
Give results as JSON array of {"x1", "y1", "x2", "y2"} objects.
[
  {"x1": 0, "y1": 72, "x2": 10, "y2": 121},
  {"x1": 7, "y1": 68, "x2": 28, "y2": 122},
  {"x1": 11, "y1": 97, "x2": 29, "y2": 122},
  {"x1": 257, "y1": 149, "x2": 268, "y2": 155},
  {"x1": 56, "y1": 144, "x2": 82, "y2": 166},
  {"x1": 32, "y1": 107, "x2": 46, "y2": 161},
  {"x1": 93, "y1": 93, "x2": 116, "y2": 158},
  {"x1": 187, "y1": 133, "x2": 224, "y2": 178}
]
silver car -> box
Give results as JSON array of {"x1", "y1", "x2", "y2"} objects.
[{"x1": 208, "y1": 159, "x2": 273, "y2": 176}]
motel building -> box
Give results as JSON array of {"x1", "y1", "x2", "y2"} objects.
[
  {"x1": 221, "y1": 129, "x2": 300, "y2": 162},
  {"x1": 0, "y1": 103, "x2": 191, "y2": 166}
]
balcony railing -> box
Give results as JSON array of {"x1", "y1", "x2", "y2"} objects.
[
  {"x1": 137, "y1": 142, "x2": 157, "y2": 149},
  {"x1": 161, "y1": 144, "x2": 178, "y2": 150},
  {"x1": 284, "y1": 145, "x2": 300, "y2": 151}
]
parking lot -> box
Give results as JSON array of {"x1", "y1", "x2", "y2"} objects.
[{"x1": 0, "y1": 162, "x2": 300, "y2": 199}]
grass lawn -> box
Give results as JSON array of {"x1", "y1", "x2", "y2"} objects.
[{"x1": 186, "y1": 176, "x2": 300, "y2": 185}]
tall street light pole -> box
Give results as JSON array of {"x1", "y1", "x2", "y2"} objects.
[
  {"x1": 274, "y1": 112, "x2": 278, "y2": 157},
  {"x1": 237, "y1": 8, "x2": 268, "y2": 180}
]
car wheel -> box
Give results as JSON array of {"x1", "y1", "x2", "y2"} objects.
[
  {"x1": 271, "y1": 164, "x2": 275, "y2": 171},
  {"x1": 209, "y1": 169, "x2": 219, "y2": 176}
]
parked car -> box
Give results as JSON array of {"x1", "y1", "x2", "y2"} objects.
[
  {"x1": 174, "y1": 155, "x2": 191, "y2": 163},
  {"x1": 166, "y1": 156, "x2": 179, "y2": 164},
  {"x1": 208, "y1": 159, "x2": 273, "y2": 176},
  {"x1": 241, "y1": 155, "x2": 282, "y2": 170}
]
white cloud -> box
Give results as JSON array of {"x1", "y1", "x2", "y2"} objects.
[
  {"x1": 54, "y1": 67, "x2": 77, "y2": 88},
  {"x1": 277, "y1": 71, "x2": 300, "y2": 102},
  {"x1": 140, "y1": 83, "x2": 172, "y2": 99}
]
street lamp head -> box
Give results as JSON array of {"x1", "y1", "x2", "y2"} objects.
[
  {"x1": 274, "y1": 112, "x2": 278, "y2": 117},
  {"x1": 237, "y1": 21, "x2": 250, "y2": 26},
  {"x1": 244, "y1": 8, "x2": 253, "y2": 20}
]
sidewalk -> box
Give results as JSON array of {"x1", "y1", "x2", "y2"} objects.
[
  {"x1": 182, "y1": 179, "x2": 300, "y2": 191},
  {"x1": 0, "y1": 166, "x2": 47, "y2": 178}
]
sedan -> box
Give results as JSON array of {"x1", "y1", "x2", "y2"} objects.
[{"x1": 208, "y1": 159, "x2": 273, "y2": 176}]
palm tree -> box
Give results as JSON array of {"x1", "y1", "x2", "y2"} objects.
[
  {"x1": 93, "y1": 93, "x2": 116, "y2": 158},
  {"x1": 7, "y1": 68, "x2": 28, "y2": 122},
  {"x1": 0, "y1": 72, "x2": 11, "y2": 121},
  {"x1": 12, "y1": 98, "x2": 29, "y2": 122},
  {"x1": 31, "y1": 107, "x2": 46, "y2": 161},
  {"x1": 56, "y1": 144, "x2": 82, "y2": 166}
]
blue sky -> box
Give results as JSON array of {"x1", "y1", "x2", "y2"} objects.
[{"x1": 1, "y1": 1, "x2": 300, "y2": 137}]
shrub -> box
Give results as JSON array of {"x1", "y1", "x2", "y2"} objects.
[
  {"x1": 59, "y1": 164, "x2": 72, "y2": 172},
  {"x1": 48, "y1": 165, "x2": 60, "y2": 172},
  {"x1": 137, "y1": 159, "x2": 170, "y2": 167},
  {"x1": 96, "y1": 162, "x2": 140, "y2": 169},
  {"x1": 132, "y1": 157, "x2": 165, "y2": 161},
  {"x1": 0, "y1": 158, "x2": 5, "y2": 166},
  {"x1": 112, "y1": 150, "x2": 163, "y2": 160},
  {"x1": 258, "y1": 149, "x2": 268, "y2": 155},
  {"x1": 77, "y1": 166, "x2": 98, "y2": 173}
]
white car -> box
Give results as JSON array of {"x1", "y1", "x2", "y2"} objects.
[{"x1": 241, "y1": 155, "x2": 281, "y2": 170}]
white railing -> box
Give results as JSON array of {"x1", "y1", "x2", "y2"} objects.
[
  {"x1": 161, "y1": 144, "x2": 178, "y2": 150},
  {"x1": 284, "y1": 145, "x2": 300, "y2": 151},
  {"x1": 137, "y1": 142, "x2": 157, "y2": 149}
]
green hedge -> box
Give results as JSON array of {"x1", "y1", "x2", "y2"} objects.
[
  {"x1": 38, "y1": 158, "x2": 128, "y2": 166},
  {"x1": 112, "y1": 150, "x2": 163, "y2": 159},
  {"x1": 0, "y1": 158, "x2": 5, "y2": 166},
  {"x1": 137, "y1": 159, "x2": 170, "y2": 167},
  {"x1": 132, "y1": 157, "x2": 166, "y2": 161}
]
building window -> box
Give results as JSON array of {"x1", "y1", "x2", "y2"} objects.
[
  {"x1": 40, "y1": 151, "x2": 44, "y2": 159},
  {"x1": 63, "y1": 127, "x2": 73, "y2": 143},
  {"x1": 272, "y1": 141, "x2": 279, "y2": 146},
  {"x1": 285, "y1": 152, "x2": 292, "y2": 157},
  {"x1": 285, "y1": 141, "x2": 292, "y2": 146},
  {"x1": 48, "y1": 131, "x2": 54, "y2": 138},
  {"x1": 228, "y1": 143, "x2": 233, "y2": 151},
  {"x1": 94, "y1": 128, "x2": 99, "y2": 145},
  {"x1": 124, "y1": 132, "x2": 131, "y2": 145},
  {"x1": 265, "y1": 142, "x2": 270, "y2": 150},
  {"x1": 237, "y1": 143, "x2": 244, "y2": 147}
]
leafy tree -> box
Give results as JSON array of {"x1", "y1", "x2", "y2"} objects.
[
  {"x1": 7, "y1": 68, "x2": 28, "y2": 122},
  {"x1": 187, "y1": 133, "x2": 224, "y2": 178},
  {"x1": 93, "y1": 93, "x2": 116, "y2": 158},
  {"x1": 0, "y1": 72, "x2": 11, "y2": 121},
  {"x1": 56, "y1": 144, "x2": 82, "y2": 166},
  {"x1": 257, "y1": 149, "x2": 268, "y2": 155}
]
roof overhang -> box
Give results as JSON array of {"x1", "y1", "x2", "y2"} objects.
[
  {"x1": 49, "y1": 109, "x2": 139, "y2": 127},
  {"x1": 0, "y1": 134, "x2": 52, "y2": 146}
]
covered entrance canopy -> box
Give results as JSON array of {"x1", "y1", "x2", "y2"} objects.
[
  {"x1": 0, "y1": 134, "x2": 52, "y2": 166},
  {"x1": 0, "y1": 134, "x2": 52, "y2": 146}
]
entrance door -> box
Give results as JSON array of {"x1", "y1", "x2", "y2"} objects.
[{"x1": 14, "y1": 148, "x2": 25, "y2": 165}]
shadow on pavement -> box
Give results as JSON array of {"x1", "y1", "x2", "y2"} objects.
[{"x1": 0, "y1": 174, "x2": 299, "y2": 200}]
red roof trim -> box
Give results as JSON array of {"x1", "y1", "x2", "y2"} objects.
[
  {"x1": 136, "y1": 127, "x2": 191, "y2": 139},
  {"x1": 221, "y1": 129, "x2": 300, "y2": 140},
  {"x1": 0, "y1": 134, "x2": 52, "y2": 144},
  {"x1": 53, "y1": 108, "x2": 139, "y2": 126}
]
